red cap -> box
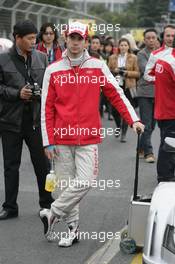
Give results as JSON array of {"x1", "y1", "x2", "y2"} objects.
[{"x1": 67, "y1": 22, "x2": 88, "y2": 39}]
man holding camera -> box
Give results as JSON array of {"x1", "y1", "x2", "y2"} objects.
[{"x1": 0, "y1": 20, "x2": 54, "y2": 220}]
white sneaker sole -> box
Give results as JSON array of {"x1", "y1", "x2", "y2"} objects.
[
  {"x1": 58, "y1": 235, "x2": 80, "y2": 247},
  {"x1": 58, "y1": 229, "x2": 80, "y2": 247},
  {"x1": 39, "y1": 209, "x2": 59, "y2": 242}
]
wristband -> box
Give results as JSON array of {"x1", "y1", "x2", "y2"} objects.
[{"x1": 46, "y1": 145, "x2": 55, "y2": 151}]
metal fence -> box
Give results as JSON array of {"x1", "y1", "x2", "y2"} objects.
[
  {"x1": 0, "y1": 0, "x2": 106, "y2": 39},
  {"x1": 0, "y1": 0, "x2": 165, "y2": 43}
]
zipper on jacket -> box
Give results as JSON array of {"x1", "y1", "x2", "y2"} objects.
[
  {"x1": 67, "y1": 55, "x2": 92, "y2": 146},
  {"x1": 74, "y1": 71, "x2": 81, "y2": 145}
]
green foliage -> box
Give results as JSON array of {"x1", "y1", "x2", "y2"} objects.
[
  {"x1": 89, "y1": 0, "x2": 170, "y2": 27},
  {"x1": 31, "y1": 0, "x2": 68, "y2": 8},
  {"x1": 88, "y1": 4, "x2": 137, "y2": 26},
  {"x1": 136, "y1": 0, "x2": 169, "y2": 26}
]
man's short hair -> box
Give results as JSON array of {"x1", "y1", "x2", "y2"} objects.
[
  {"x1": 143, "y1": 28, "x2": 157, "y2": 37},
  {"x1": 164, "y1": 24, "x2": 175, "y2": 32},
  {"x1": 13, "y1": 20, "x2": 37, "y2": 38}
]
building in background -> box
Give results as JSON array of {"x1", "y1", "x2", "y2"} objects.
[{"x1": 69, "y1": 0, "x2": 133, "y2": 13}]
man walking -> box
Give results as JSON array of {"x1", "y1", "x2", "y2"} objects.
[
  {"x1": 137, "y1": 29, "x2": 158, "y2": 163},
  {"x1": 145, "y1": 25, "x2": 175, "y2": 182},
  {"x1": 40, "y1": 22, "x2": 144, "y2": 247},
  {"x1": 144, "y1": 24, "x2": 175, "y2": 83},
  {"x1": 0, "y1": 20, "x2": 54, "y2": 220}
]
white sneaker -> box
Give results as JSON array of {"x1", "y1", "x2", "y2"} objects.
[
  {"x1": 58, "y1": 221, "x2": 80, "y2": 247},
  {"x1": 39, "y1": 208, "x2": 59, "y2": 242}
]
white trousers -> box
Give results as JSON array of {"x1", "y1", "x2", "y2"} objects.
[{"x1": 51, "y1": 144, "x2": 98, "y2": 224}]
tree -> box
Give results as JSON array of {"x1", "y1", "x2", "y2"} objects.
[
  {"x1": 136, "y1": 0, "x2": 169, "y2": 26},
  {"x1": 89, "y1": 3, "x2": 138, "y2": 27},
  {"x1": 88, "y1": 0, "x2": 170, "y2": 27}
]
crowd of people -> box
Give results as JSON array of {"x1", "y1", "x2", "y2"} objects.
[
  {"x1": 0, "y1": 19, "x2": 175, "y2": 248},
  {"x1": 3, "y1": 21, "x2": 166, "y2": 160}
]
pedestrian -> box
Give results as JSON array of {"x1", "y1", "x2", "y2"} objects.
[
  {"x1": 36, "y1": 22, "x2": 63, "y2": 64},
  {"x1": 108, "y1": 37, "x2": 140, "y2": 142},
  {"x1": 39, "y1": 22, "x2": 144, "y2": 247},
  {"x1": 144, "y1": 24, "x2": 175, "y2": 83},
  {"x1": 0, "y1": 20, "x2": 54, "y2": 220},
  {"x1": 89, "y1": 36, "x2": 111, "y2": 119},
  {"x1": 122, "y1": 33, "x2": 139, "y2": 55},
  {"x1": 89, "y1": 35, "x2": 102, "y2": 59},
  {"x1": 101, "y1": 40, "x2": 114, "y2": 63},
  {"x1": 137, "y1": 29, "x2": 158, "y2": 163},
  {"x1": 144, "y1": 25, "x2": 175, "y2": 182},
  {"x1": 100, "y1": 40, "x2": 114, "y2": 120}
]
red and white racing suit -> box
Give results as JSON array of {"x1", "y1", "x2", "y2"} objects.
[{"x1": 41, "y1": 49, "x2": 139, "y2": 223}]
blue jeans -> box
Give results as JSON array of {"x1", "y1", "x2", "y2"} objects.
[{"x1": 138, "y1": 97, "x2": 156, "y2": 156}]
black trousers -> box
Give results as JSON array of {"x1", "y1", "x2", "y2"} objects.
[
  {"x1": 157, "y1": 120, "x2": 175, "y2": 182},
  {"x1": 111, "y1": 88, "x2": 136, "y2": 131},
  {"x1": 111, "y1": 105, "x2": 121, "y2": 128},
  {"x1": 99, "y1": 92, "x2": 112, "y2": 118},
  {"x1": 1, "y1": 120, "x2": 54, "y2": 212}
]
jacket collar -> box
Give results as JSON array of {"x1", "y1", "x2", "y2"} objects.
[
  {"x1": 10, "y1": 45, "x2": 31, "y2": 60},
  {"x1": 9, "y1": 45, "x2": 39, "y2": 68},
  {"x1": 39, "y1": 41, "x2": 59, "y2": 51},
  {"x1": 62, "y1": 48, "x2": 90, "y2": 62}
]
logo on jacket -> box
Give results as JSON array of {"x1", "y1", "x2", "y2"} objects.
[
  {"x1": 155, "y1": 63, "x2": 164, "y2": 73},
  {"x1": 86, "y1": 70, "x2": 93, "y2": 74}
]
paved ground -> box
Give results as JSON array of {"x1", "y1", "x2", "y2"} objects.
[{"x1": 0, "y1": 116, "x2": 158, "y2": 264}]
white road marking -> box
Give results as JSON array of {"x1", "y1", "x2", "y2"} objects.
[{"x1": 85, "y1": 226, "x2": 127, "y2": 264}]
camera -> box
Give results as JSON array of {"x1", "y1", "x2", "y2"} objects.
[
  {"x1": 26, "y1": 82, "x2": 41, "y2": 98},
  {"x1": 118, "y1": 67, "x2": 126, "y2": 76}
]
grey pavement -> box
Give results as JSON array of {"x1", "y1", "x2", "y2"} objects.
[{"x1": 0, "y1": 116, "x2": 158, "y2": 264}]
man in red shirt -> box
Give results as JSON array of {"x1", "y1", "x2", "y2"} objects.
[
  {"x1": 39, "y1": 21, "x2": 144, "y2": 247},
  {"x1": 145, "y1": 25, "x2": 175, "y2": 182},
  {"x1": 144, "y1": 25, "x2": 175, "y2": 82}
]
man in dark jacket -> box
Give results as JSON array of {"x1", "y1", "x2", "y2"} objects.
[
  {"x1": 0, "y1": 20, "x2": 54, "y2": 220},
  {"x1": 137, "y1": 28, "x2": 158, "y2": 163}
]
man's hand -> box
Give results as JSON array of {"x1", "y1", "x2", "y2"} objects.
[
  {"x1": 132, "y1": 121, "x2": 145, "y2": 134},
  {"x1": 44, "y1": 145, "x2": 59, "y2": 160},
  {"x1": 20, "y1": 84, "x2": 32, "y2": 100}
]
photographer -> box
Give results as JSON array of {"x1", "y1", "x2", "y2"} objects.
[
  {"x1": 0, "y1": 20, "x2": 54, "y2": 220},
  {"x1": 108, "y1": 38, "x2": 140, "y2": 142}
]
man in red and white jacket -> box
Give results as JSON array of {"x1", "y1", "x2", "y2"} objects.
[
  {"x1": 144, "y1": 25, "x2": 175, "y2": 183},
  {"x1": 39, "y1": 22, "x2": 144, "y2": 247},
  {"x1": 144, "y1": 25, "x2": 175, "y2": 82}
]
